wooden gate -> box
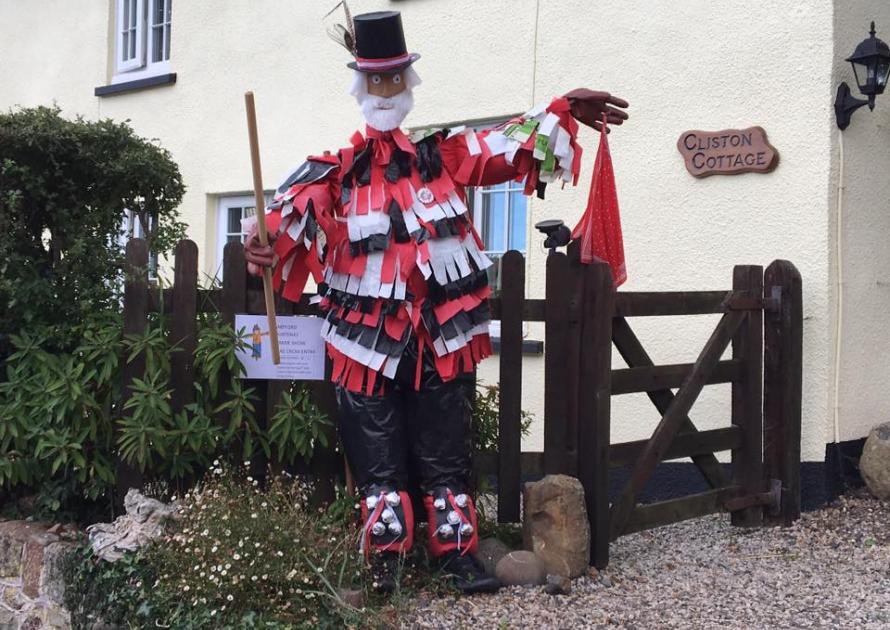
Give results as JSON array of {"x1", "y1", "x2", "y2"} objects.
[{"x1": 498, "y1": 243, "x2": 803, "y2": 568}]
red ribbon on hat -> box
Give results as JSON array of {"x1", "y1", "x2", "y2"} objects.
[{"x1": 571, "y1": 114, "x2": 627, "y2": 287}]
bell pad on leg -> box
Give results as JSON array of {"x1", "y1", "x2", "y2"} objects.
[
  {"x1": 424, "y1": 487, "x2": 478, "y2": 557},
  {"x1": 361, "y1": 488, "x2": 414, "y2": 556}
]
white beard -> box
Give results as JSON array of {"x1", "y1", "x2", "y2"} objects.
[{"x1": 358, "y1": 90, "x2": 414, "y2": 132}]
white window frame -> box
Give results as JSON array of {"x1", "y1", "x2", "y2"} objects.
[
  {"x1": 215, "y1": 195, "x2": 270, "y2": 280},
  {"x1": 113, "y1": 0, "x2": 172, "y2": 84},
  {"x1": 121, "y1": 209, "x2": 158, "y2": 280}
]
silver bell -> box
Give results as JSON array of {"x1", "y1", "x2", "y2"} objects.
[
  {"x1": 433, "y1": 497, "x2": 447, "y2": 511},
  {"x1": 388, "y1": 521, "x2": 403, "y2": 536},
  {"x1": 371, "y1": 522, "x2": 386, "y2": 536},
  {"x1": 365, "y1": 495, "x2": 379, "y2": 510},
  {"x1": 454, "y1": 493, "x2": 468, "y2": 508},
  {"x1": 446, "y1": 510, "x2": 461, "y2": 525},
  {"x1": 459, "y1": 522, "x2": 474, "y2": 537},
  {"x1": 385, "y1": 491, "x2": 401, "y2": 507},
  {"x1": 436, "y1": 524, "x2": 454, "y2": 538},
  {"x1": 381, "y1": 508, "x2": 396, "y2": 524}
]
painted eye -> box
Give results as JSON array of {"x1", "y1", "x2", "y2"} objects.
[
  {"x1": 370, "y1": 75, "x2": 382, "y2": 85},
  {"x1": 392, "y1": 74, "x2": 402, "y2": 84}
]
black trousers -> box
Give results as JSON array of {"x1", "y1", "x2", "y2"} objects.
[{"x1": 336, "y1": 340, "x2": 474, "y2": 495}]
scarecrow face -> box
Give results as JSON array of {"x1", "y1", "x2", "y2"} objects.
[
  {"x1": 351, "y1": 67, "x2": 419, "y2": 132},
  {"x1": 366, "y1": 72, "x2": 407, "y2": 98}
]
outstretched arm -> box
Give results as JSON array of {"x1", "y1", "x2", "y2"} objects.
[{"x1": 441, "y1": 89, "x2": 628, "y2": 192}]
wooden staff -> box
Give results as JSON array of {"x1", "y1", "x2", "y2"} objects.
[{"x1": 244, "y1": 91, "x2": 280, "y2": 364}]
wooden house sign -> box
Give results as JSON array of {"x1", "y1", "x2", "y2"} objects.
[{"x1": 677, "y1": 127, "x2": 778, "y2": 178}]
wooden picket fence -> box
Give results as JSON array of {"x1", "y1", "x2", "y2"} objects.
[{"x1": 120, "y1": 238, "x2": 802, "y2": 568}]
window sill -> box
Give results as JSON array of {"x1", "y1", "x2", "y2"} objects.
[
  {"x1": 490, "y1": 338, "x2": 544, "y2": 355},
  {"x1": 95, "y1": 72, "x2": 177, "y2": 97}
]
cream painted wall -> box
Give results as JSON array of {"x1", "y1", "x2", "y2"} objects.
[
  {"x1": 491, "y1": 0, "x2": 835, "y2": 461},
  {"x1": 0, "y1": 1, "x2": 841, "y2": 461},
  {"x1": 831, "y1": 2, "x2": 890, "y2": 442}
]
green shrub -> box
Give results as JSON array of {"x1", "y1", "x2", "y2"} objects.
[
  {"x1": 0, "y1": 105, "x2": 186, "y2": 360},
  {"x1": 0, "y1": 310, "x2": 332, "y2": 521}
]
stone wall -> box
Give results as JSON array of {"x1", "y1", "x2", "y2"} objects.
[{"x1": 0, "y1": 521, "x2": 75, "y2": 630}]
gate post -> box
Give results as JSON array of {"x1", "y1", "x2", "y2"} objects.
[
  {"x1": 578, "y1": 259, "x2": 613, "y2": 568},
  {"x1": 544, "y1": 245, "x2": 583, "y2": 476},
  {"x1": 731, "y1": 265, "x2": 764, "y2": 527},
  {"x1": 763, "y1": 260, "x2": 803, "y2": 525},
  {"x1": 497, "y1": 250, "x2": 525, "y2": 523}
]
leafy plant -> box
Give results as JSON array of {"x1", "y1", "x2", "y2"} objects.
[
  {"x1": 0, "y1": 306, "x2": 336, "y2": 521},
  {"x1": 0, "y1": 318, "x2": 122, "y2": 517},
  {"x1": 472, "y1": 381, "x2": 534, "y2": 452},
  {"x1": 268, "y1": 384, "x2": 333, "y2": 464}
]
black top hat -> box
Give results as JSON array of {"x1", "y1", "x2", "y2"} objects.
[{"x1": 346, "y1": 11, "x2": 420, "y2": 73}]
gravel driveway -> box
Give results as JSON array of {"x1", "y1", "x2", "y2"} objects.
[{"x1": 404, "y1": 490, "x2": 890, "y2": 629}]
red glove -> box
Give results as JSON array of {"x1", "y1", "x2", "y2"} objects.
[
  {"x1": 243, "y1": 225, "x2": 278, "y2": 277},
  {"x1": 564, "y1": 88, "x2": 629, "y2": 132}
]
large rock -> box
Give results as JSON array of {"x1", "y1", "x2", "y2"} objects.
[
  {"x1": 86, "y1": 489, "x2": 177, "y2": 562},
  {"x1": 861, "y1": 422, "x2": 890, "y2": 500},
  {"x1": 522, "y1": 475, "x2": 590, "y2": 578},
  {"x1": 495, "y1": 550, "x2": 545, "y2": 586},
  {"x1": 475, "y1": 538, "x2": 511, "y2": 577}
]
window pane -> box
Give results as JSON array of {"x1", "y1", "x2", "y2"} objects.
[
  {"x1": 481, "y1": 191, "x2": 506, "y2": 252},
  {"x1": 130, "y1": 0, "x2": 137, "y2": 28},
  {"x1": 129, "y1": 29, "x2": 136, "y2": 57},
  {"x1": 227, "y1": 208, "x2": 243, "y2": 234},
  {"x1": 152, "y1": 26, "x2": 163, "y2": 62},
  {"x1": 166, "y1": 0, "x2": 172, "y2": 21},
  {"x1": 508, "y1": 191, "x2": 527, "y2": 252},
  {"x1": 122, "y1": 32, "x2": 130, "y2": 60},
  {"x1": 123, "y1": 0, "x2": 130, "y2": 30},
  {"x1": 164, "y1": 23, "x2": 171, "y2": 60},
  {"x1": 154, "y1": 0, "x2": 165, "y2": 24}
]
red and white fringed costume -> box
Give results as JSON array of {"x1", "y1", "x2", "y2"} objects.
[{"x1": 263, "y1": 97, "x2": 583, "y2": 396}]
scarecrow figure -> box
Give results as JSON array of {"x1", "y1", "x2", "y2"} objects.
[
  {"x1": 249, "y1": 323, "x2": 268, "y2": 360},
  {"x1": 245, "y1": 9, "x2": 628, "y2": 593}
]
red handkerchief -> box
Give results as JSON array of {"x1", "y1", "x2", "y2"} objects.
[{"x1": 571, "y1": 116, "x2": 627, "y2": 287}]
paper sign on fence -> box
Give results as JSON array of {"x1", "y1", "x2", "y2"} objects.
[{"x1": 235, "y1": 314, "x2": 325, "y2": 380}]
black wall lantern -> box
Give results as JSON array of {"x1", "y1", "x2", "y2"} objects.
[{"x1": 835, "y1": 21, "x2": 890, "y2": 130}]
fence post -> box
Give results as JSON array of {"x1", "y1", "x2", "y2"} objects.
[
  {"x1": 544, "y1": 250, "x2": 571, "y2": 475},
  {"x1": 214, "y1": 242, "x2": 250, "y2": 461},
  {"x1": 731, "y1": 265, "x2": 764, "y2": 527},
  {"x1": 118, "y1": 238, "x2": 148, "y2": 512},
  {"x1": 221, "y1": 242, "x2": 248, "y2": 328},
  {"x1": 498, "y1": 250, "x2": 525, "y2": 523},
  {"x1": 763, "y1": 260, "x2": 803, "y2": 525},
  {"x1": 578, "y1": 259, "x2": 613, "y2": 568},
  {"x1": 170, "y1": 240, "x2": 198, "y2": 417}
]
